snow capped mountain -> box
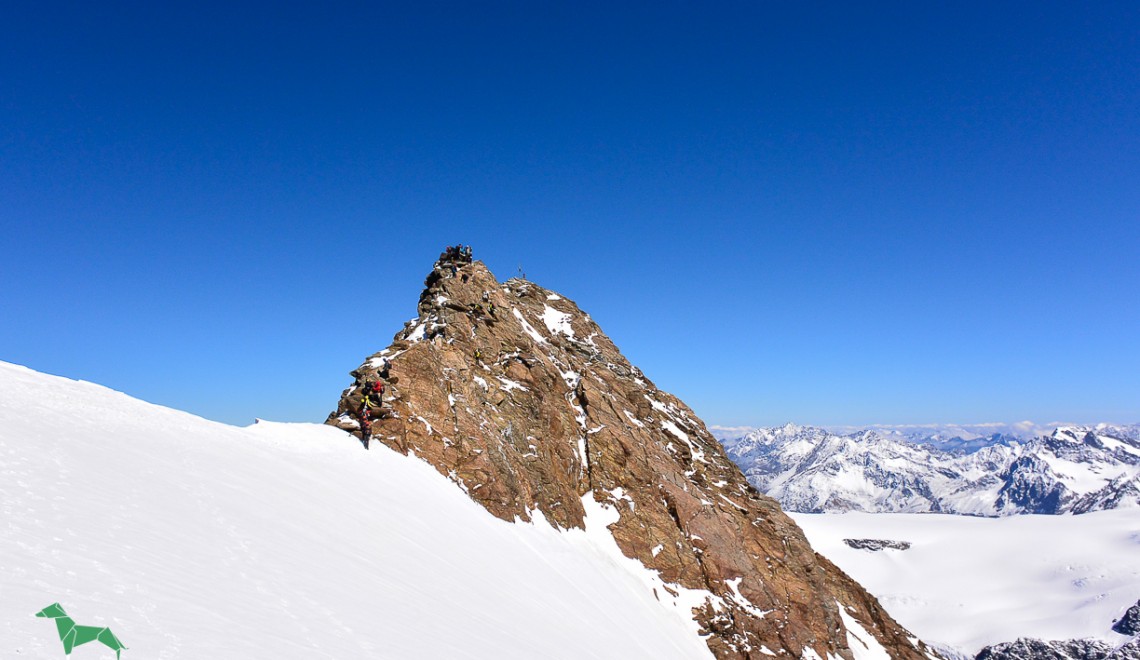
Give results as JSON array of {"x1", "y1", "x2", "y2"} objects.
[
  {"x1": 721, "y1": 423, "x2": 1140, "y2": 516},
  {"x1": 710, "y1": 422, "x2": 1054, "y2": 446}
]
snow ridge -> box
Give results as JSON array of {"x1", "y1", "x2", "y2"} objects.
[{"x1": 0, "y1": 360, "x2": 715, "y2": 659}]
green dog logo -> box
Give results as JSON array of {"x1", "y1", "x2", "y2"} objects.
[{"x1": 35, "y1": 603, "x2": 127, "y2": 659}]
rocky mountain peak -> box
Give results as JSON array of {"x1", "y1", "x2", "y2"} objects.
[{"x1": 327, "y1": 252, "x2": 936, "y2": 659}]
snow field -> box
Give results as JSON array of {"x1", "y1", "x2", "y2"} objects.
[
  {"x1": 791, "y1": 511, "x2": 1140, "y2": 657},
  {"x1": 0, "y1": 361, "x2": 713, "y2": 659}
]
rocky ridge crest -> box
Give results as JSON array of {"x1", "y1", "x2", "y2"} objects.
[
  {"x1": 328, "y1": 255, "x2": 936, "y2": 659},
  {"x1": 975, "y1": 637, "x2": 1140, "y2": 660}
]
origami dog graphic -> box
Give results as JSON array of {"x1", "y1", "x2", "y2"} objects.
[{"x1": 35, "y1": 603, "x2": 127, "y2": 659}]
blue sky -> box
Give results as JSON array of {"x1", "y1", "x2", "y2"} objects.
[{"x1": 2, "y1": 2, "x2": 1138, "y2": 428}]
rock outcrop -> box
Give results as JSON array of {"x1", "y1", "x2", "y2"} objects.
[
  {"x1": 1114, "y1": 599, "x2": 1140, "y2": 636},
  {"x1": 328, "y1": 254, "x2": 937, "y2": 659},
  {"x1": 843, "y1": 538, "x2": 912, "y2": 552},
  {"x1": 975, "y1": 637, "x2": 1140, "y2": 660}
]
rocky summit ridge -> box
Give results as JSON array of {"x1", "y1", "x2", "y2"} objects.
[{"x1": 327, "y1": 253, "x2": 937, "y2": 659}]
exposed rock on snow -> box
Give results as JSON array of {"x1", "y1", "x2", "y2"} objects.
[
  {"x1": 1114, "y1": 600, "x2": 1140, "y2": 637},
  {"x1": 327, "y1": 257, "x2": 938, "y2": 659},
  {"x1": 843, "y1": 539, "x2": 911, "y2": 552},
  {"x1": 975, "y1": 637, "x2": 1140, "y2": 659},
  {"x1": 1115, "y1": 639, "x2": 1140, "y2": 660},
  {"x1": 975, "y1": 638, "x2": 1112, "y2": 659}
]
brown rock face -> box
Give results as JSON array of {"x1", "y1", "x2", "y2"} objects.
[{"x1": 328, "y1": 255, "x2": 939, "y2": 659}]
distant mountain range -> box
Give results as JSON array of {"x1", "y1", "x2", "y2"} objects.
[{"x1": 718, "y1": 423, "x2": 1140, "y2": 515}]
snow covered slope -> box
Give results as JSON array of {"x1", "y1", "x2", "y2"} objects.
[
  {"x1": 0, "y1": 361, "x2": 715, "y2": 659},
  {"x1": 723, "y1": 424, "x2": 1140, "y2": 516},
  {"x1": 792, "y1": 511, "x2": 1140, "y2": 658}
]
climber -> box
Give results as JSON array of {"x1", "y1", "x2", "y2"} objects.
[
  {"x1": 379, "y1": 358, "x2": 391, "y2": 378},
  {"x1": 360, "y1": 380, "x2": 384, "y2": 415},
  {"x1": 488, "y1": 302, "x2": 496, "y2": 318},
  {"x1": 359, "y1": 410, "x2": 372, "y2": 449},
  {"x1": 474, "y1": 348, "x2": 483, "y2": 364}
]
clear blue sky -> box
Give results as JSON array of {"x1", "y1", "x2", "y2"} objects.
[{"x1": 3, "y1": 2, "x2": 1138, "y2": 428}]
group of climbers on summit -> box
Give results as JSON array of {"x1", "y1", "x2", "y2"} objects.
[{"x1": 439, "y1": 244, "x2": 472, "y2": 266}]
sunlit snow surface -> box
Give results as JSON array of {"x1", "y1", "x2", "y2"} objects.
[
  {"x1": 792, "y1": 511, "x2": 1140, "y2": 657},
  {"x1": 0, "y1": 361, "x2": 713, "y2": 659}
]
